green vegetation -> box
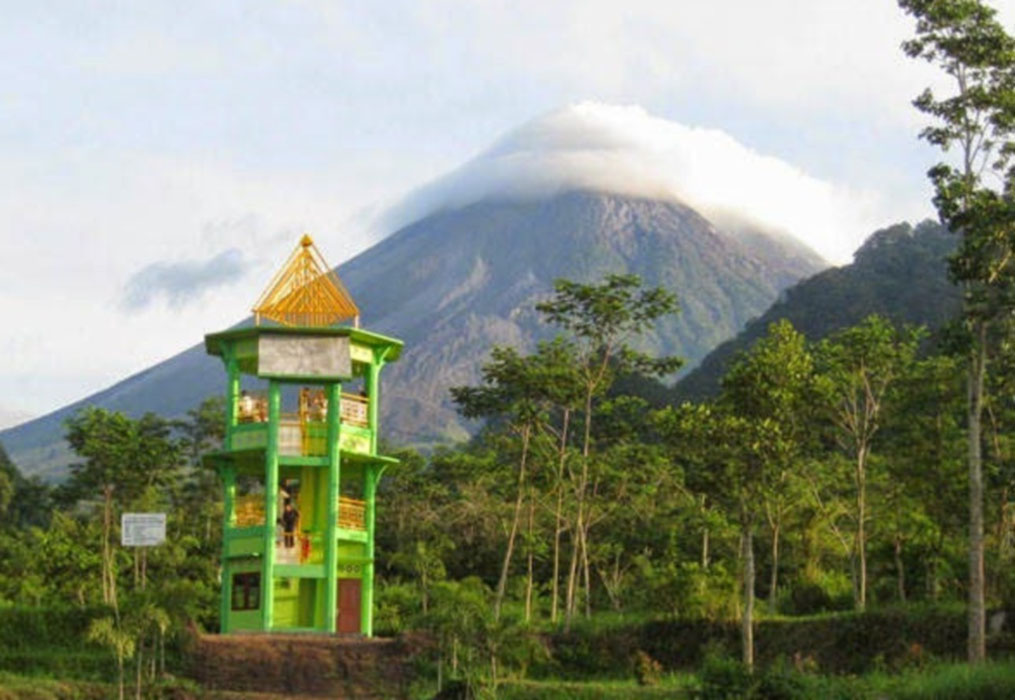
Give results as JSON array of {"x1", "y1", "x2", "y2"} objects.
[
  {"x1": 5, "y1": 270, "x2": 1015, "y2": 697},
  {"x1": 6, "y1": 2, "x2": 1015, "y2": 696}
]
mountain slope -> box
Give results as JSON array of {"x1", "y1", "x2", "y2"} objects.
[
  {"x1": 674, "y1": 220, "x2": 959, "y2": 400},
  {"x1": 1, "y1": 190, "x2": 825, "y2": 479}
]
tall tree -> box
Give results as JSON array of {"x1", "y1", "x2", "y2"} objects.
[
  {"x1": 452, "y1": 344, "x2": 551, "y2": 619},
  {"x1": 536, "y1": 274, "x2": 681, "y2": 624},
  {"x1": 719, "y1": 319, "x2": 815, "y2": 668},
  {"x1": 65, "y1": 408, "x2": 181, "y2": 606},
  {"x1": 900, "y1": 0, "x2": 1015, "y2": 661},
  {"x1": 815, "y1": 315, "x2": 922, "y2": 610}
]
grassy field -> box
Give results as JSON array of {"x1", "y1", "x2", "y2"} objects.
[{"x1": 0, "y1": 673, "x2": 107, "y2": 700}]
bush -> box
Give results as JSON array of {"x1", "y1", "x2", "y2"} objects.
[
  {"x1": 539, "y1": 604, "x2": 1015, "y2": 678},
  {"x1": 631, "y1": 650, "x2": 662, "y2": 686},
  {"x1": 374, "y1": 581, "x2": 419, "y2": 636},
  {"x1": 699, "y1": 647, "x2": 753, "y2": 700},
  {"x1": 0, "y1": 605, "x2": 108, "y2": 652},
  {"x1": 753, "y1": 658, "x2": 808, "y2": 700},
  {"x1": 784, "y1": 572, "x2": 853, "y2": 616},
  {"x1": 0, "y1": 650, "x2": 112, "y2": 682}
]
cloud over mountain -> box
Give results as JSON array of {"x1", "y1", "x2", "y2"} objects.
[
  {"x1": 120, "y1": 248, "x2": 250, "y2": 312},
  {"x1": 383, "y1": 102, "x2": 884, "y2": 263}
]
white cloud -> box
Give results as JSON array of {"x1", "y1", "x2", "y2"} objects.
[
  {"x1": 8, "y1": 0, "x2": 1015, "y2": 417},
  {"x1": 384, "y1": 103, "x2": 885, "y2": 263}
]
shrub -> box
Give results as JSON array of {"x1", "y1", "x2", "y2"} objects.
[
  {"x1": 754, "y1": 658, "x2": 808, "y2": 700},
  {"x1": 785, "y1": 572, "x2": 853, "y2": 615},
  {"x1": 0, "y1": 605, "x2": 109, "y2": 652},
  {"x1": 699, "y1": 647, "x2": 753, "y2": 700},
  {"x1": 374, "y1": 582, "x2": 418, "y2": 636},
  {"x1": 632, "y1": 650, "x2": 662, "y2": 686}
]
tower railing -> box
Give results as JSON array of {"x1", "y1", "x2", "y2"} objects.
[
  {"x1": 338, "y1": 496, "x2": 366, "y2": 531},
  {"x1": 234, "y1": 494, "x2": 265, "y2": 527},
  {"x1": 340, "y1": 393, "x2": 369, "y2": 428}
]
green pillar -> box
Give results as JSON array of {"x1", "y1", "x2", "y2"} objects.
[
  {"x1": 220, "y1": 466, "x2": 236, "y2": 632},
  {"x1": 225, "y1": 351, "x2": 239, "y2": 450},
  {"x1": 261, "y1": 380, "x2": 281, "y2": 631},
  {"x1": 367, "y1": 359, "x2": 382, "y2": 454},
  {"x1": 324, "y1": 381, "x2": 342, "y2": 633},
  {"x1": 223, "y1": 466, "x2": 237, "y2": 529},
  {"x1": 361, "y1": 464, "x2": 377, "y2": 636},
  {"x1": 221, "y1": 560, "x2": 231, "y2": 633}
]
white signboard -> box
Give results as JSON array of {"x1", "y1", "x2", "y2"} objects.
[
  {"x1": 121, "y1": 513, "x2": 166, "y2": 547},
  {"x1": 258, "y1": 335, "x2": 352, "y2": 379}
]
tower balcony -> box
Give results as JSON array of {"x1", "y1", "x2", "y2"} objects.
[
  {"x1": 226, "y1": 494, "x2": 368, "y2": 565},
  {"x1": 228, "y1": 392, "x2": 373, "y2": 458},
  {"x1": 230, "y1": 494, "x2": 366, "y2": 532}
]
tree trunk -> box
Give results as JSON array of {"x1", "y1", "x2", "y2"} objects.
[
  {"x1": 566, "y1": 390, "x2": 595, "y2": 626},
  {"x1": 564, "y1": 530, "x2": 580, "y2": 630},
  {"x1": 969, "y1": 319, "x2": 987, "y2": 663},
  {"x1": 856, "y1": 448, "x2": 867, "y2": 611},
  {"x1": 525, "y1": 487, "x2": 535, "y2": 623},
  {"x1": 702, "y1": 527, "x2": 710, "y2": 570},
  {"x1": 116, "y1": 654, "x2": 124, "y2": 700},
  {"x1": 700, "y1": 495, "x2": 710, "y2": 570},
  {"x1": 103, "y1": 486, "x2": 113, "y2": 606},
  {"x1": 135, "y1": 641, "x2": 142, "y2": 700},
  {"x1": 550, "y1": 409, "x2": 570, "y2": 624},
  {"x1": 894, "y1": 535, "x2": 906, "y2": 603},
  {"x1": 768, "y1": 523, "x2": 780, "y2": 613},
  {"x1": 581, "y1": 521, "x2": 592, "y2": 618},
  {"x1": 494, "y1": 425, "x2": 531, "y2": 620},
  {"x1": 741, "y1": 520, "x2": 755, "y2": 670}
]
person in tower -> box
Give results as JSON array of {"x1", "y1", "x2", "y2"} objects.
[
  {"x1": 238, "y1": 390, "x2": 255, "y2": 422},
  {"x1": 279, "y1": 502, "x2": 300, "y2": 548}
]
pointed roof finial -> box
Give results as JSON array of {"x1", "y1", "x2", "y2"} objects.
[{"x1": 253, "y1": 235, "x2": 360, "y2": 328}]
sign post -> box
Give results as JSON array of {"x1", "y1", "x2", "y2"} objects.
[{"x1": 121, "y1": 513, "x2": 166, "y2": 547}]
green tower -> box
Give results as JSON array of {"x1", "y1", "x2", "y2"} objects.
[{"x1": 203, "y1": 236, "x2": 402, "y2": 635}]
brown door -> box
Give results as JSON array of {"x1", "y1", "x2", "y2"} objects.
[{"x1": 337, "y1": 579, "x2": 362, "y2": 634}]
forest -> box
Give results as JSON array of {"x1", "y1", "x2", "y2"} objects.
[
  {"x1": 2, "y1": 270, "x2": 1015, "y2": 698},
  {"x1": 8, "y1": 0, "x2": 1015, "y2": 698}
]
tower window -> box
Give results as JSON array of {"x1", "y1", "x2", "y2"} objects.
[{"x1": 231, "y1": 572, "x2": 261, "y2": 611}]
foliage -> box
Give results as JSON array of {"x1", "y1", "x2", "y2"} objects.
[
  {"x1": 631, "y1": 649, "x2": 662, "y2": 686},
  {"x1": 4, "y1": 265, "x2": 1015, "y2": 693}
]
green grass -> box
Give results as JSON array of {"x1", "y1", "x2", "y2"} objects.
[
  {"x1": 0, "y1": 672, "x2": 108, "y2": 700},
  {"x1": 871, "y1": 661, "x2": 1015, "y2": 699},
  {"x1": 498, "y1": 674, "x2": 696, "y2": 699},
  {"x1": 497, "y1": 660, "x2": 1015, "y2": 700},
  {"x1": 0, "y1": 649, "x2": 113, "y2": 682}
]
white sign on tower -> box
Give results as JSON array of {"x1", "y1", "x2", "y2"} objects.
[{"x1": 121, "y1": 513, "x2": 166, "y2": 547}]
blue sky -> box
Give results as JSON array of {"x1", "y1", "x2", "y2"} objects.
[{"x1": 2, "y1": 0, "x2": 1012, "y2": 422}]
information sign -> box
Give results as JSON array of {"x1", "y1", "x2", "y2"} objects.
[{"x1": 121, "y1": 513, "x2": 166, "y2": 547}]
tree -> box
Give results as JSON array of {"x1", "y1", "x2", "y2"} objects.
[
  {"x1": 452, "y1": 343, "x2": 556, "y2": 619},
  {"x1": 717, "y1": 320, "x2": 815, "y2": 668},
  {"x1": 815, "y1": 315, "x2": 922, "y2": 610},
  {"x1": 88, "y1": 616, "x2": 135, "y2": 700},
  {"x1": 64, "y1": 408, "x2": 181, "y2": 606},
  {"x1": 882, "y1": 351, "x2": 966, "y2": 602},
  {"x1": 536, "y1": 274, "x2": 681, "y2": 624},
  {"x1": 900, "y1": 0, "x2": 1015, "y2": 660}
]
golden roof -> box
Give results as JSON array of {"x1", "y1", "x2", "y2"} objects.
[{"x1": 253, "y1": 235, "x2": 360, "y2": 328}]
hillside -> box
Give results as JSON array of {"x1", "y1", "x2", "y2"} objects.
[
  {"x1": 674, "y1": 220, "x2": 959, "y2": 400},
  {"x1": 0, "y1": 191, "x2": 824, "y2": 479}
]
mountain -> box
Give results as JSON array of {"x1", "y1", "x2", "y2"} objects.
[
  {"x1": 0, "y1": 408, "x2": 33, "y2": 431},
  {"x1": 674, "y1": 220, "x2": 959, "y2": 400},
  {"x1": 1, "y1": 190, "x2": 825, "y2": 480}
]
